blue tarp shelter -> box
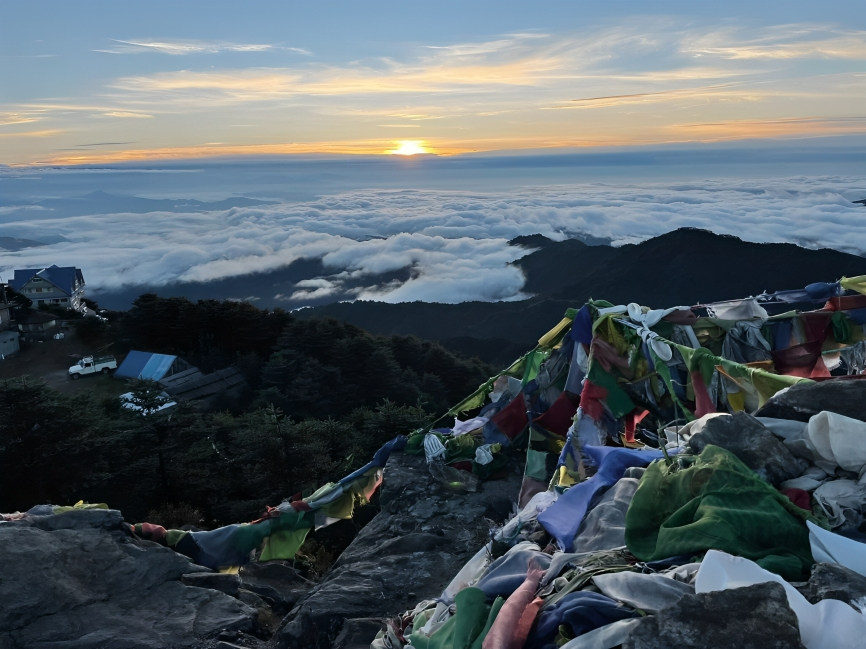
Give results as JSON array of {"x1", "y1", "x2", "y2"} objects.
[{"x1": 115, "y1": 351, "x2": 179, "y2": 380}]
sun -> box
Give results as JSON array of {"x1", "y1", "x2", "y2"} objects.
[{"x1": 388, "y1": 140, "x2": 428, "y2": 155}]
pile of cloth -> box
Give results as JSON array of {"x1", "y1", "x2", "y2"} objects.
[
  {"x1": 375, "y1": 408, "x2": 866, "y2": 649},
  {"x1": 372, "y1": 278, "x2": 866, "y2": 649}
]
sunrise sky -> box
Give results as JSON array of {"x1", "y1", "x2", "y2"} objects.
[{"x1": 2, "y1": 0, "x2": 865, "y2": 165}]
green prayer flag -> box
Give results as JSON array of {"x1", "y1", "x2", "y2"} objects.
[{"x1": 625, "y1": 445, "x2": 822, "y2": 581}]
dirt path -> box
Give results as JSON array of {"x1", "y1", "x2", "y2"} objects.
[{"x1": 0, "y1": 328, "x2": 126, "y2": 397}]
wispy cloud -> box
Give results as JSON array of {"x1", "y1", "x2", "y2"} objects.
[
  {"x1": 105, "y1": 29, "x2": 665, "y2": 102},
  {"x1": 39, "y1": 139, "x2": 465, "y2": 165},
  {"x1": 95, "y1": 39, "x2": 310, "y2": 56},
  {"x1": 106, "y1": 24, "x2": 865, "y2": 108},
  {"x1": 545, "y1": 82, "x2": 755, "y2": 109},
  {"x1": 666, "y1": 116, "x2": 866, "y2": 141},
  {"x1": 0, "y1": 114, "x2": 41, "y2": 126},
  {"x1": 0, "y1": 129, "x2": 62, "y2": 138},
  {"x1": 100, "y1": 111, "x2": 154, "y2": 118},
  {"x1": 682, "y1": 26, "x2": 866, "y2": 60},
  {"x1": 5, "y1": 21, "x2": 866, "y2": 164}
]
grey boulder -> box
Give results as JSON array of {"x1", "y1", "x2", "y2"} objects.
[
  {"x1": 623, "y1": 581, "x2": 805, "y2": 649},
  {"x1": 276, "y1": 452, "x2": 522, "y2": 649},
  {"x1": 0, "y1": 509, "x2": 255, "y2": 649},
  {"x1": 687, "y1": 412, "x2": 807, "y2": 485},
  {"x1": 182, "y1": 572, "x2": 242, "y2": 597},
  {"x1": 800, "y1": 562, "x2": 866, "y2": 610},
  {"x1": 755, "y1": 379, "x2": 866, "y2": 423},
  {"x1": 239, "y1": 561, "x2": 312, "y2": 614}
]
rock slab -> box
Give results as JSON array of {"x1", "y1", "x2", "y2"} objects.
[
  {"x1": 0, "y1": 509, "x2": 255, "y2": 649},
  {"x1": 276, "y1": 453, "x2": 522, "y2": 649},
  {"x1": 624, "y1": 581, "x2": 805, "y2": 649},
  {"x1": 800, "y1": 562, "x2": 866, "y2": 609},
  {"x1": 755, "y1": 379, "x2": 866, "y2": 423},
  {"x1": 182, "y1": 572, "x2": 242, "y2": 597},
  {"x1": 239, "y1": 561, "x2": 314, "y2": 615},
  {"x1": 687, "y1": 412, "x2": 807, "y2": 485}
]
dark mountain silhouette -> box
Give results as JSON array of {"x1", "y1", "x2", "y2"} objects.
[
  {"x1": 519, "y1": 228, "x2": 866, "y2": 305},
  {"x1": 299, "y1": 228, "x2": 866, "y2": 366},
  {"x1": 0, "y1": 236, "x2": 47, "y2": 252}
]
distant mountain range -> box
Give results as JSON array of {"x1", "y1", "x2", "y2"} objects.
[
  {"x1": 2, "y1": 191, "x2": 275, "y2": 220},
  {"x1": 81, "y1": 227, "x2": 866, "y2": 367},
  {"x1": 0, "y1": 237, "x2": 48, "y2": 252},
  {"x1": 296, "y1": 228, "x2": 866, "y2": 365}
]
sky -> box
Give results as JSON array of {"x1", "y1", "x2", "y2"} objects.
[
  {"x1": 1, "y1": 2, "x2": 865, "y2": 310},
  {"x1": 2, "y1": 1, "x2": 866, "y2": 164}
]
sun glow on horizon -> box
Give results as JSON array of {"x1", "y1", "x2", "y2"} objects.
[{"x1": 388, "y1": 140, "x2": 429, "y2": 155}]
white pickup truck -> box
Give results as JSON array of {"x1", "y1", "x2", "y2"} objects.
[{"x1": 68, "y1": 355, "x2": 117, "y2": 379}]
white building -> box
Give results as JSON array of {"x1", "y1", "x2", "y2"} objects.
[{"x1": 10, "y1": 265, "x2": 87, "y2": 312}]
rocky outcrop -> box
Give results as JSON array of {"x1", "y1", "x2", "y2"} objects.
[
  {"x1": 687, "y1": 412, "x2": 807, "y2": 485},
  {"x1": 182, "y1": 573, "x2": 242, "y2": 598},
  {"x1": 623, "y1": 582, "x2": 805, "y2": 649},
  {"x1": 800, "y1": 562, "x2": 866, "y2": 609},
  {"x1": 0, "y1": 508, "x2": 256, "y2": 649},
  {"x1": 755, "y1": 379, "x2": 866, "y2": 423},
  {"x1": 276, "y1": 453, "x2": 522, "y2": 649},
  {"x1": 238, "y1": 562, "x2": 313, "y2": 616}
]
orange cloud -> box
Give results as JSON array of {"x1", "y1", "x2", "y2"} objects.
[
  {"x1": 665, "y1": 116, "x2": 866, "y2": 141},
  {"x1": 40, "y1": 139, "x2": 468, "y2": 165},
  {"x1": 0, "y1": 129, "x2": 63, "y2": 138},
  {"x1": 20, "y1": 114, "x2": 866, "y2": 166}
]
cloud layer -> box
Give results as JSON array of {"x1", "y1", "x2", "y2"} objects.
[{"x1": 2, "y1": 174, "x2": 865, "y2": 305}]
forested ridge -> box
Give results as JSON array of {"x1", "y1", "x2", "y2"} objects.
[{"x1": 0, "y1": 294, "x2": 492, "y2": 529}]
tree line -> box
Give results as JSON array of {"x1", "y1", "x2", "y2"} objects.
[{"x1": 0, "y1": 294, "x2": 492, "y2": 526}]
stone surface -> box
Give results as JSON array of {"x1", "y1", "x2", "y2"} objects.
[
  {"x1": 239, "y1": 561, "x2": 314, "y2": 614},
  {"x1": 182, "y1": 572, "x2": 242, "y2": 597},
  {"x1": 800, "y1": 562, "x2": 866, "y2": 609},
  {"x1": 623, "y1": 582, "x2": 805, "y2": 649},
  {"x1": 275, "y1": 452, "x2": 523, "y2": 649},
  {"x1": 332, "y1": 618, "x2": 388, "y2": 649},
  {"x1": 755, "y1": 379, "x2": 866, "y2": 423},
  {"x1": 238, "y1": 589, "x2": 284, "y2": 634},
  {"x1": 687, "y1": 412, "x2": 807, "y2": 485},
  {"x1": 0, "y1": 510, "x2": 255, "y2": 649}
]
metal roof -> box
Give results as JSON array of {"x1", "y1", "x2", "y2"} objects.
[
  {"x1": 15, "y1": 309, "x2": 58, "y2": 325},
  {"x1": 160, "y1": 366, "x2": 247, "y2": 400},
  {"x1": 11, "y1": 265, "x2": 84, "y2": 296},
  {"x1": 115, "y1": 350, "x2": 178, "y2": 380}
]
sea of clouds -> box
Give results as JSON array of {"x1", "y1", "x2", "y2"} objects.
[{"x1": 2, "y1": 175, "x2": 865, "y2": 305}]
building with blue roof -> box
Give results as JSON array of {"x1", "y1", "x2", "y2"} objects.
[
  {"x1": 10, "y1": 265, "x2": 86, "y2": 312},
  {"x1": 114, "y1": 351, "x2": 192, "y2": 381}
]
